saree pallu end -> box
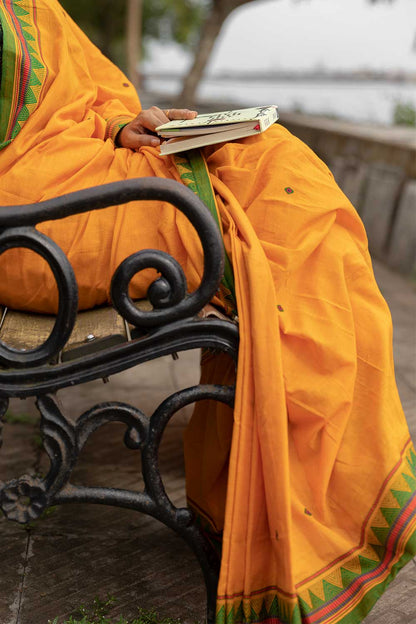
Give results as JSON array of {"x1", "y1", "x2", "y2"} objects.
[
  {"x1": 173, "y1": 149, "x2": 416, "y2": 624},
  {"x1": 0, "y1": 5, "x2": 414, "y2": 622},
  {"x1": 216, "y1": 439, "x2": 416, "y2": 624}
]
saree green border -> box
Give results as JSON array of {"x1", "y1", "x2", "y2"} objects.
[
  {"x1": 0, "y1": 21, "x2": 3, "y2": 83},
  {"x1": 173, "y1": 149, "x2": 238, "y2": 318},
  {"x1": 216, "y1": 441, "x2": 416, "y2": 624},
  {"x1": 0, "y1": 0, "x2": 46, "y2": 149}
]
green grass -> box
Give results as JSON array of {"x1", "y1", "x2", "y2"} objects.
[
  {"x1": 3, "y1": 410, "x2": 38, "y2": 425},
  {"x1": 48, "y1": 596, "x2": 184, "y2": 624},
  {"x1": 2, "y1": 408, "x2": 43, "y2": 450},
  {"x1": 22, "y1": 505, "x2": 57, "y2": 531}
]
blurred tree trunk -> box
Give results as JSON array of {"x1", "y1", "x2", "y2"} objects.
[
  {"x1": 177, "y1": 0, "x2": 257, "y2": 107},
  {"x1": 126, "y1": 0, "x2": 143, "y2": 90},
  {"x1": 100, "y1": 0, "x2": 118, "y2": 61}
]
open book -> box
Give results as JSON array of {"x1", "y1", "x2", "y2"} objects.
[{"x1": 156, "y1": 105, "x2": 279, "y2": 156}]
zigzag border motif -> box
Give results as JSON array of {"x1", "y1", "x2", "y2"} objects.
[
  {"x1": 0, "y1": 0, "x2": 46, "y2": 145},
  {"x1": 297, "y1": 443, "x2": 416, "y2": 624},
  {"x1": 215, "y1": 442, "x2": 416, "y2": 624}
]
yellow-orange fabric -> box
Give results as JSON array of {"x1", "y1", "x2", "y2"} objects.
[{"x1": 0, "y1": 2, "x2": 415, "y2": 623}]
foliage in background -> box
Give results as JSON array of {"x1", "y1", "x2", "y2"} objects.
[
  {"x1": 60, "y1": 0, "x2": 401, "y2": 107},
  {"x1": 60, "y1": 0, "x2": 207, "y2": 69},
  {"x1": 393, "y1": 101, "x2": 416, "y2": 127},
  {"x1": 142, "y1": 0, "x2": 208, "y2": 48}
]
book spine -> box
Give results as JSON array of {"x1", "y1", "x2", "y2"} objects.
[{"x1": 259, "y1": 107, "x2": 277, "y2": 132}]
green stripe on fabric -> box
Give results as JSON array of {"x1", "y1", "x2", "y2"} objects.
[
  {"x1": 178, "y1": 149, "x2": 237, "y2": 314},
  {"x1": 334, "y1": 536, "x2": 416, "y2": 624},
  {"x1": 0, "y1": 10, "x2": 18, "y2": 144},
  {"x1": 0, "y1": 1, "x2": 47, "y2": 149}
]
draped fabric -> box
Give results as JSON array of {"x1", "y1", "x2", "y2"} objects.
[
  {"x1": 0, "y1": 0, "x2": 47, "y2": 148},
  {"x1": 0, "y1": 2, "x2": 415, "y2": 622},
  {"x1": 0, "y1": 21, "x2": 3, "y2": 86}
]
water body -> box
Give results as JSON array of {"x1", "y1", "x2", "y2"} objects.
[{"x1": 145, "y1": 75, "x2": 416, "y2": 126}]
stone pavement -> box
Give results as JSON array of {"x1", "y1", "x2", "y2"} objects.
[{"x1": 0, "y1": 258, "x2": 415, "y2": 623}]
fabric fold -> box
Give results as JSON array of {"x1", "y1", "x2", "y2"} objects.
[{"x1": 0, "y1": 2, "x2": 414, "y2": 622}]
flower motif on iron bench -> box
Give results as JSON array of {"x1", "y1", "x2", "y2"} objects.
[{"x1": 0, "y1": 476, "x2": 47, "y2": 523}]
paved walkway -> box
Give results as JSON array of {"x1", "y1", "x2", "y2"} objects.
[
  {"x1": 364, "y1": 262, "x2": 416, "y2": 624},
  {"x1": 0, "y1": 259, "x2": 415, "y2": 623}
]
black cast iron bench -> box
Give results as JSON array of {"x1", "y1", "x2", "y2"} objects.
[{"x1": 0, "y1": 178, "x2": 239, "y2": 623}]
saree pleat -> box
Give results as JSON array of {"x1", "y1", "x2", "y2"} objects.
[{"x1": 0, "y1": 2, "x2": 415, "y2": 622}]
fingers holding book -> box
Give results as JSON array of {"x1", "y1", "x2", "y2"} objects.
[
  {"x1": 164, "y1": 109, "x2": 198, "y2": 121},
  {"x1": 116, "y1": 106, "x2": 198, "y2": 150}
]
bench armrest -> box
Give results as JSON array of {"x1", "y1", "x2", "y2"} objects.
[{"x1": 0, "y1": 178, "x2": 225, "y2": 367}]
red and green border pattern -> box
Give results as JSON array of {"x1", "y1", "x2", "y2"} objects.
[
  {"x1": 0, "y1": 0, "x2": 47, "y2": 149},
  {"x1": 105, "y1": 114, "x2": 135, "y2": 144},
  {"x1": 216, "y1": 440, "x2": 416, "y2": 624},
  {"x1": 173, "y1": 146, "x2": 416, "y2": 623}
]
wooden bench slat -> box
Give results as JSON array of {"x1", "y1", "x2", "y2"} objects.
[{"x1": 0, "y1": 301, "x2": 153, "y2": 357}]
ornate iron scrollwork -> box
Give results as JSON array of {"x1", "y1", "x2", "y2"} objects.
[
  {"x1": 0, "y1": 178, "x2": 239, "y2": 623},
  {"x1": 0, "y1": 475, "x2": 47, "y2": 524},
  {"x1": 0, "y1": 227, "x2": 78, "y2": 367},
  {"x1": 0, "y1": 179, "x2": 225, "y2": 369},
  {"x1": 111, "y1": 249, "x2": 188, "y2": 327},
  {"x1": 0, "y1": 384, "x2": 235, "y2": 623}
]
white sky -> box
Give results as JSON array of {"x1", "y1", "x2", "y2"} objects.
[{"x1": 146, "y1": 0, "x2": 416, "y2": 73}]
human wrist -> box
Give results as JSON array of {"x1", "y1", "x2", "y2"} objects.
[{"x1": 105, "y1": 116, "x2": 135, "y2": 145}]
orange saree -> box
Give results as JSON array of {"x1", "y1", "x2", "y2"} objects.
[{"x1": 0, "y1": 2, "x2": 415, "y2": 623}]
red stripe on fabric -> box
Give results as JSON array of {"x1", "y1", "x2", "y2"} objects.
[
  {"x1": 296, "y1": 438, "x2": 413, "y2": 588},
  {"x1": 31, "y1": 0, "x2": 48, "y2": 93},
  {"x1": 306, "y1": 493, "x2": 416, "y2": 624},
  {"x1": 217, "y1": 445, "x2": 415, "y2": 609},
  {"x1": 217, "y1": 583, "x2": 298, "y2": 601},
  {"x1": 4, "y1": 0, "x2": 32, "y2": 131}
]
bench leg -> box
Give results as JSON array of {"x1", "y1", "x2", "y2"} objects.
[{"x1": 0, "y1": 384, "x2": 234, "y2": 622}]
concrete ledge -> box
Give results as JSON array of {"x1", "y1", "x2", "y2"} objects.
[
  {"x1": 388, "y1": 180, "x2": 416, "y2": 276},
  {"x1": 360, "y1": 163, "x2": 405, "y2": 257},
  {"x1": 281, "y1": 111, "x2": 416, "y2": 154}
]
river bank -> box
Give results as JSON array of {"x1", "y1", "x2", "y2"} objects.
[{"x1": 143, "y1": 74, "x2": 416, "y2": 126}]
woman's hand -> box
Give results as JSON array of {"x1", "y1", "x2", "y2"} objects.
[{"x1": 116, "y1": 106, "x2": 198, "y2": 150}]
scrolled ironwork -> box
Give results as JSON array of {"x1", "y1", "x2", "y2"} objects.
[
  {"x1": 0, "y1": 382, "x2": 235, "y2": 624},
  {"x1": 0, "y1": 227, "x2": 78, "y2": 368},
  {"x1": 75, "y1": 401, "x2": 149, "y2": 453},
  {"x1": 37, "y1": 394, "x2": 149, "y2": 497},
  {"x1": 108, "y1": 180, "x2": 226, "y2": 329},
  {"x1": 143, "y1": 384, "x2": 235, "y2": 521},
  {"x1": 37, "y1": 394, "x2": 78, "y2": 494},
  {"x1": 0, "y1": 178, "x2": 239, "y2": 624},
  {"x1": 111, "y1": 249, "x2": 188, "y2": 327},
  {"x1": 33, "y1": 385, "x2": 235, "y2": 529},
  {"x1": 0, "y1": 178, "x2": 226, "y2": 368}
]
